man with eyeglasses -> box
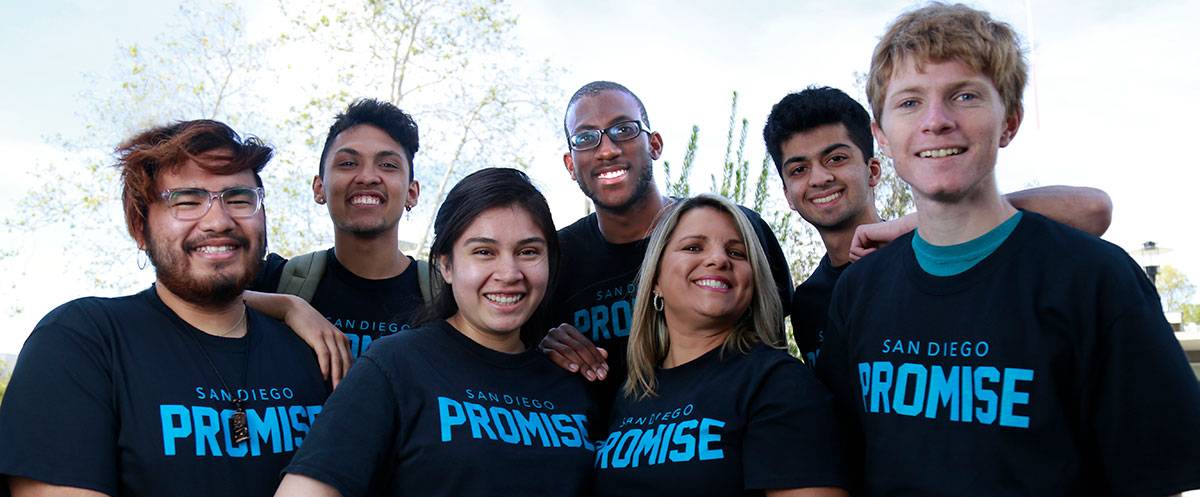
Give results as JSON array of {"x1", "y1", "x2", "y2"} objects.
[
  {"x1": 0, "y1": 120, "x2": 329, "y2": 497},
  {"x1": 539, "y1": 81, "x2": 793, "y2": 414}
]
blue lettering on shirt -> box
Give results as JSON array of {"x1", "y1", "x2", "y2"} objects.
[{"x1": 159, "y1": 403, "x2": 323, "y2": 457}]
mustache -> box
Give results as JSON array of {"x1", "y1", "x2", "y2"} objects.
[{"x1": 183, "y1": 233, "x2": 252, "y2": 251}]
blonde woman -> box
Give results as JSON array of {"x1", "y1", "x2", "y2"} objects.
[{"x1": 593, "y1": 193, "x2": 847, "y2": 497}]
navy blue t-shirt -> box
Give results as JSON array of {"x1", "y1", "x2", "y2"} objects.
[
  {"x1": 790, "y1": 253, "x2": 846, "y2": 367},
  {"x1": 595, "y1": 343, "x2": 846, "y2": 496},
  {"x1": 0, "y1": 287, "x2": 329, "y2": 497},
  {"x1": 256, "y1": 248, "x2": 423, "y2": 358},
  {"x1": 816, "y1": 212, "x2": 1200, "y2": 496},
  {"x1": 546, "y1": 205, "x2": 793, "y2": 419},
  {"x1": 284, "y1": 320, "x2": 596, "y2": 497}
]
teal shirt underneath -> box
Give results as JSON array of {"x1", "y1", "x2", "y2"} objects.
[{"x1": 912, "y1": 211, "x2": 1023, "y2": 276}]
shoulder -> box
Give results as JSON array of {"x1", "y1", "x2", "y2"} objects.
[
  {"x1": 838, "y1": 230, "x2": 912, "y2": 288},
  {"x1": 33, "y1": 293, "x2": 148, "y2": 341},
  {"x1": 558, "y1": 214, "x2": 598, "y2": 245},
  {"x1": 743, "y1": 344, "x2": 830, "y2": 398}
]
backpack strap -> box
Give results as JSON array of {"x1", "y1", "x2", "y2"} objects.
[
  {"x1": 277, "y1": 251, "x2": 328, "y2": 303},
  {"x1": 416, "y1": 259, "x2": 435, "y2": 303}
]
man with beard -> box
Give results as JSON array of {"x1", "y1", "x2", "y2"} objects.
[
  {"x1": 539, "y1": 81, "x2": 793, "y2": 413},
  {"x1": 243, "y1": 99, "x2": 427, "y2": 385},
  {"x1": 0, "y1": 120, "x2": 329, "y2": 497},
  {"x1": 761, "y1": 86, "x2": 1112, "y2": 366}
]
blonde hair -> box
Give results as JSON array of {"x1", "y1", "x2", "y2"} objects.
[
  {"x1": 867, "y1": 2, "x2": 1027, "y2": 123},
  {"x1": 624, "y1": 194, "x2": 784, "y2": 399}
]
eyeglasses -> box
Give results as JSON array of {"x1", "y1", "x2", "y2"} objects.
[
  {"x1": 159, "y1": 187, "x2": 265, "y2": 221},
  {"x1": 567, "y1": 120, "x2": 650, "y2": 151}
]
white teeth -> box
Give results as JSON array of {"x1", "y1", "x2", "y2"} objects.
[
  {"x1": 597, "y1": 169, "x2": 627, "y2": 180},
  {"x1": 350, "y1": 195, "x2": 381, "y2": 205},
  {"x1": 919, "y1": 148, "x2": 964, "y2": 158},
  {"x1": 695, "y1": 279, "x2": 730, "y2": 289},
  {"x1": 486, "y1": 294, "x2": 523, "y2": 305},
  {"x1": 196, "y1": 245, "x2": 235, "y2": 254},
  {"x1": 812, "y1": 191, "x2": 841, "y2": 205}
]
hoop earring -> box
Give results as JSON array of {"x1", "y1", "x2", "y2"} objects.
[
  {"x1": 653, "y1": 292, "x2": 664, "y2": 312},
  {"x1": 137, "y1": 249, "x2": 149, "y2": 270}
]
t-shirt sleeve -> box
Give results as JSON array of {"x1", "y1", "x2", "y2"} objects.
[
  {"x1": 0, "y1": 318, "x2": 118, "y2": 495},
  {"x1": 813, "y1": 275, "x2": 865, "y2": 493},
  {"x1": 1089, "y1": 284, "x2": 1200, "y2": 495},
  {"x1": 283, "y1": 356, "x2": 400, "y2": 497},
  {"x1": 743, "y1": 359, "x2": 847, "y2": 490}
]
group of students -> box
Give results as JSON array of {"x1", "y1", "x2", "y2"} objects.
[{"x1": 3, "y1": 3, "x2": 1200, "y2": 497}]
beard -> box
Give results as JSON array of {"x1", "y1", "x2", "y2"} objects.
[
  {"x1": 578, "y1": 156, "x2": 655, "y2": 214},
  {"x1": 146, "y1": 232, "x2": 264, "y2": 308}
]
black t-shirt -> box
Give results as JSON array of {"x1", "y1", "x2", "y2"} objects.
[
  {"x1": 546, "y1": 205, "x2": 793, "y2": 416},
  {"x1": 0, "y1": 287, "x2": 330, "y2": 497},
  {"x1": 791, "y1": 253, "x2": 847, "y2": 367},
  {"x1": 256, "y1": 248, "x2": 423, "y2": 358},
  {"x1": 284, "y1": 320, "x2": 597, "y2": 497},
  {"x1": 816, "y1": 212, "x2": 1200, "y2": 496},
  {"x1": 594, "y1": 343, "x2": 846, "y2": 497}
]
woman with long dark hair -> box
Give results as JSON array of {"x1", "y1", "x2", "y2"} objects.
[{"x1": 276, "y1": 168, "x2": 594, "y2": 497}]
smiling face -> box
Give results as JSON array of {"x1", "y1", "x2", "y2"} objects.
[
  {"x1": 653, "y1": 206, "x2": 753, "y2": 335},
  {"x1": 141, "y1": 157, "x2": 265, "y2": 307},
  {"x1": 873, "y1": 58, "x2": 1021, "y2": 205},
  {"x1": 562, "y1": 90, "x2": 662, "y2": 213},
  {"x1": 313, "y1": 124, "x2": 419, "y2": 238},
  {"x1": 440, "y1": 205, "x2": 550, "y2": 349},
  {"x1": 780, "y1": 123, "x2": 881, "y2": 232}
]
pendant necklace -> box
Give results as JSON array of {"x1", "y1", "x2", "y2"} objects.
[{"x1": 185, "y1": 307, "x2": 251, "y2": 444}]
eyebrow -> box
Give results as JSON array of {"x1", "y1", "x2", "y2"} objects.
[
  {"x1": 572, "y1": 115, "x2": 636, "y2": 133},
  {"x1": 783, "y1": 143, "x2": 851, "y2": 166},
  {"x1": 333, "y1": 147, "x2": 405, "y2": 162},
  {"x1": 462, "y1": 236, "x2": 547, "y2": 245}
]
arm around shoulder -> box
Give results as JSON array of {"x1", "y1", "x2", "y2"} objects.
[
  {"x1": 1005, "y1": 185, "x2": 1112, "y2": 236},
  {"x1": 243, "y1": 291, "x2": 352, "y2": 387}
]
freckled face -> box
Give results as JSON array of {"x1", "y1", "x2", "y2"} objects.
[
  {"x1": 873, "y1": 58, "x2": 1021, "y2": 204},
  {"x1": 654, "y1": 207, "x2": 753, "y2": 335}
]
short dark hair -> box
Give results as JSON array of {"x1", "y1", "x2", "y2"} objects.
[
  {"x1": 563, "y1": 81, "x2": 651, "y2": 139},
  {"x1": 418, "y1": 168, "x2": 559, "y2": 343},
  {"x1": 116, "y1": 119, "x2": 272, "y2": 242},
  {"x1": 763, "y1": 86, "x2": 874, "y2": 180},
  {"x1": 318, "y1": 98, "x2": 420, "y2": 180}
]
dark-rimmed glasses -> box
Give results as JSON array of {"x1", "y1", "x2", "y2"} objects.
[
  {"x1": 159, "y1": 187, "x2": 265, "y2": 221},
  {"x1": 567, "y1": 120, "x2": 650, "y2": 151}
]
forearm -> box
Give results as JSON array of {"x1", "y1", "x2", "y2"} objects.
[
  {"x1": 243, "y1": 290, "x2": 304, "y2": 321},
  {"x1": 1004, "y1": 185, "x2": 1112, "y2": 236}
]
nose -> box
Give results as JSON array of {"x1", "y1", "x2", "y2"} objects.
[
  {"x1": 197, "y1": 197, "x2": 237, "y2": 233},
  {"x1": 355, "y1": 163, "x2": 384, "y2": 185},
  {"x1": 920, "y1": 100, "x2": 956, "y2": 135},
  {"x1": 703, "y1": 247, "x2": 732, "y2": 269},
  {"x1": 492, "y1": 254, "x2": 525, "y2": 284},
  {"x1": 593, "y1": 133, "x2": 622, "y2": 160},
  {"x1": 808, "y1": 163, "x2": 835, "y2": 187}
]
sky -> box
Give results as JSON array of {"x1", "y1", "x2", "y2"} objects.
[{"x1": 1, "y1": 0, "x2": 1198, "y2": 353}]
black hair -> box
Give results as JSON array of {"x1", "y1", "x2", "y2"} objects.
[
  {"x1": 416, "y1": 168, "x2": 559, "y2": 343},
  {"x1": 563, "y1": 81, "x2": 651, "y2": 139},
  {"x1": 318, "y1": 98, "x2": 420, "y2": 180},
  {"x1": 762, "y1": 86, "x2": 874, "y2": 180}
]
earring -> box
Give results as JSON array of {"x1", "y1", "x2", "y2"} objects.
[
  {"x1": 137, "y1": 249, "x2": 149, "y2": 270},
  {"x1": 653, "y1": 292, "x2": 664, "y2": 312},
  {"x1": 316, "y1": 195, "x2": 326, "y2": 204},
  {"x1": 405, "y1": 204, "x2": 412, "y2": 212}
]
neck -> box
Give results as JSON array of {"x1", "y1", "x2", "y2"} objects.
[
  {"x1": 447, "y1": 314, "x2": 526, "y2": 354},
  {"x1": 661, "y1": 320, "x2": 731, "y2": 369},
  {"x1": 819, "y1": 208, "x2": 883, "y2": 267},
  {"x1": 333, "y1": 226, "x2": 410, "y2": 279},
  {"x1": 155, "y1": 283, "x2": 247, "y2": 338},
  {"x1": 595, "y1": 186, "x2": 670, "y2": 244},
  {"x1": 914, "y1": 186, "x2": 1016, "y2": 246}
]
